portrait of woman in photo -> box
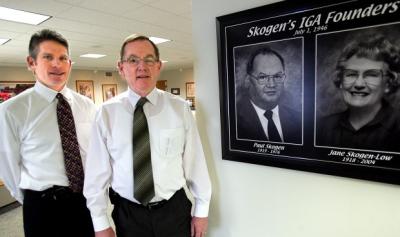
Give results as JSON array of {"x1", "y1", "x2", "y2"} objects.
[{"x1": 316, "y1": 27, "x2": 400, "y2": 152}]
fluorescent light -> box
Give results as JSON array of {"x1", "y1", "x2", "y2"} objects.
[
  {"x1": 80, "y1": 54, "x2": 106, "y2": 59},
  {"x1": 149, "y1": 37, "x2": 170, "y2": 44},
  {"x1": 0, "y1": 38, "x2": 10, "y2": 45},
  {"x1": 161, "y1": 60, "x2": 168, "y2": 63},
  {"x1": 0, "y1": 6, "x2": 51, "y2": 25}
]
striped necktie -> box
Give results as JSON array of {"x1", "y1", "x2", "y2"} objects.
[{"x1": 133, "y1": 97, "x2": 154, "y2": 205}]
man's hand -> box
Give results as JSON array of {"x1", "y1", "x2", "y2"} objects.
[
  {"x1": 191, "y1": 217, "x2": 208, "y2": 237},
  {"x1": 95, "y1": 227, "x2": 116, "y2": 237}
]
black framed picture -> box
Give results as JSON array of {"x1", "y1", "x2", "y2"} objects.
[
  {"x1": 217, "y1": 0, "x2": 400, "y2": 184},
  {"x1": 171, "y1": 88, "x2": 180, "y2": 95}
]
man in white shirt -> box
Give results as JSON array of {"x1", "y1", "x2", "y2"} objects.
[
  {"x1": 0, "y1": 29, "x2": 96, "y2": 237},
  {"x1": 83, "y1": 35, "x2": 212, "y2": 237}
]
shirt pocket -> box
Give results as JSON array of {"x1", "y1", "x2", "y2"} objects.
[
  {"x1": 76, "y1": 122, "x2": 92, "y2": 152},
  {"x1": 158, "y1": 128, "x2": 185, "y2": 158}
]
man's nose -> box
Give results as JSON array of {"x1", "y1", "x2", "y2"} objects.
[
  {"x1": 51, "y1": 59, "x2": 62, "y2": 67},
  {"x1": 264, "y1": 78, "x2": 277, "y2": 87},
  {"x1": 136, "y1": 60, "x2": 148, "y2": 69}
]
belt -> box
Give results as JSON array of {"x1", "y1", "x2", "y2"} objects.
[
  {"x1": 24, "y1": 186, "x2": 79, "y2": 201},
  {"x1": 109, "y1": 188, "x2": 183, "y2": 210},
  {"x1": 141, "y1": 199, "x2": 168, "y2": 210}
]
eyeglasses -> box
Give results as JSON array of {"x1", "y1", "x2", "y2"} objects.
[
  {"x1": 342, "y1": 69, "x2": 385, "y2": 86},
  {"x1": 249, "y1": 72, "x2": 286, "y2": 84},
  {"x1": 41, "y1": 54, "x2": 70, "y2": 63},
  {"x1": 122, "y1": 56, "x2": 158, "y2": 66}
]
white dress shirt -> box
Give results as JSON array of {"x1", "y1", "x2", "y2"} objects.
[
  {"x1": 0, "y1": 81, "x2": 96, "y2": 203},
  {"x1": 251, "y1": 102, "x2": 284, "y2": 141},
  {"x1": 83, "y1": 87, "x2": 212, "y2": 231}
]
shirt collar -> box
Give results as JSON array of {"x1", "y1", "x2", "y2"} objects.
[
  {"x1": 34, "y1": 80, "x2": 71, "y2": 103},
  {"x1": 250, "y1": 101, "x2": 279, "y2": 117},
  {"x1": 127, "y1": 87, "x2": 159, "y2": 107}
]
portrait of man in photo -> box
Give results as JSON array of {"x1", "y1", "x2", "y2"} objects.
[{"x1": 234, "y1": 39, "x2": 303, "y2": 144}]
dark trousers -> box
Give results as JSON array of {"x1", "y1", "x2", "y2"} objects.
[
  {"x1": 110, "y1": 188, "x2": 192, "y2": 237},
  {"x1": 23, "y1": 186, "x2": 94, "y2": 237}
]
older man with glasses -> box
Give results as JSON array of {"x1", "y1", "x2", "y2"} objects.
[
  {"x1": 317, "y1": 34, "x2": 400, "y2": 151},
  {"x1": 236, "y1": 46, "x2": 302, "y2": 144},
  {"x1": 83, "y1": 35, "x2": 211, "y2": 237}
]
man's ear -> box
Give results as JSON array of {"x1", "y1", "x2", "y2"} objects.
[
  {"x1": 157, "y1": 60, "x2": 163, "y2": 71},
  {"x1": 117, "y1": 61, "x2": 124, "y2": 76},
  {"x1": 26, "y1": 56, "x2": 37, "y2": 75}
]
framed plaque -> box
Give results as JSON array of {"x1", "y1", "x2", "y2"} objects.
[{"x1": 217, "y1": 0, "x2": 400, "y2": 184}]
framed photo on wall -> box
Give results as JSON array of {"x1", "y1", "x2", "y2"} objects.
[
  {"x1": 76, "y1": 80, "x2": 94, "y2": 101},
  {"x1": 186, "y1": 82, "x2": 195, "y2": 97},
  {"x1": 0, "y1": 81, "x2": 35, "y2": 103},
  {"x1": 102, "y1": 84, "x2": 117, "y2": 101},
  {"x1": 217, "y1": 0, "x2": 400, "y2": 184},
  {"x1": 171, "y1": 88, "x2": 180, "y2": 95}
]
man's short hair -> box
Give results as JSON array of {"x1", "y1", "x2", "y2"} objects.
[
  {"x1": 29, "y1": 29, "x2": 69, "y2": 59},
  {"x1": 246, "y1": 46, "x2": 285, "y2": 75},
  {"x1": 119, "y1": 35, "x2": 160, "y2": 61},
  {"x1": 335, "y1": 34, "x2": 400, "y2": 93}
]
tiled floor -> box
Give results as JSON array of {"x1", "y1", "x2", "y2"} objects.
[{"x1": 0, "y1": 203, "x2": 23, "y2": 237}]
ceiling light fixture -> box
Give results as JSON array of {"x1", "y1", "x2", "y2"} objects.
[
  {"x1": 0, "y1": 6, "x2": 51, "y2": 25},
  {"x1": 0, "y1": 38, "x2": 10, "y2": 45},
  {"x1": 149, "y1": 37, "x2": 170, "y2": 44},
  {"x1": 80, "y1": 54, "x2": 106, "y2": 59}
]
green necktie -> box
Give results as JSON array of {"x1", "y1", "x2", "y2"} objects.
[{"x1": 133, "y1": 97, "x2": 154, "y2": 205}]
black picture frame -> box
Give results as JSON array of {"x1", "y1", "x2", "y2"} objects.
[
  {"x1": 171, "y1": 88, "x2": 180, "y2": 95},
  {"x1": 217, "y1": 0, "x2": 400, "y2": 184}
]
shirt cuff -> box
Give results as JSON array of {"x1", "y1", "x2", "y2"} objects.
[
  {"x1": 92, "y1": 214, "x2": 111, "y2": 232},
  {"x1": 11, "y1": 190, "x2": 24, "y2": 204},
  {"x1": 15, "y1": 195, "x2": 23, "y2": 204},
  {"x1": 193, "y1": 199, "x2": 210, "y2": 217}
]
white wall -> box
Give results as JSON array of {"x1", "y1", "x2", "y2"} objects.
[{"x1": 192, "y1": 1, "x2": 400, "y2": 237}]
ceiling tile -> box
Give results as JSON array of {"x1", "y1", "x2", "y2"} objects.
[
  {"x1": 78, "y1": 0, "x2": 144, "y2": 14},
  {"x1": 124, "y1": 6, "x2": 192, "y2": 34},
  {"x1": 148, "y1": 0, "x2": 191, "y2": 15},
  {"x1": 0, "y1": 0, "x2": 73, "y2": 16}
]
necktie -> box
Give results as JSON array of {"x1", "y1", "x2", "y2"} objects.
[
  {"x1": 133, "y1": 97, "x2": 154, "y2": 205},
  {"x1": 56, "y1": 93, "x2": 84, "y2": 192},
  {"x1": 264, "y1": 110, "x2": 282, "y2": 142}
]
